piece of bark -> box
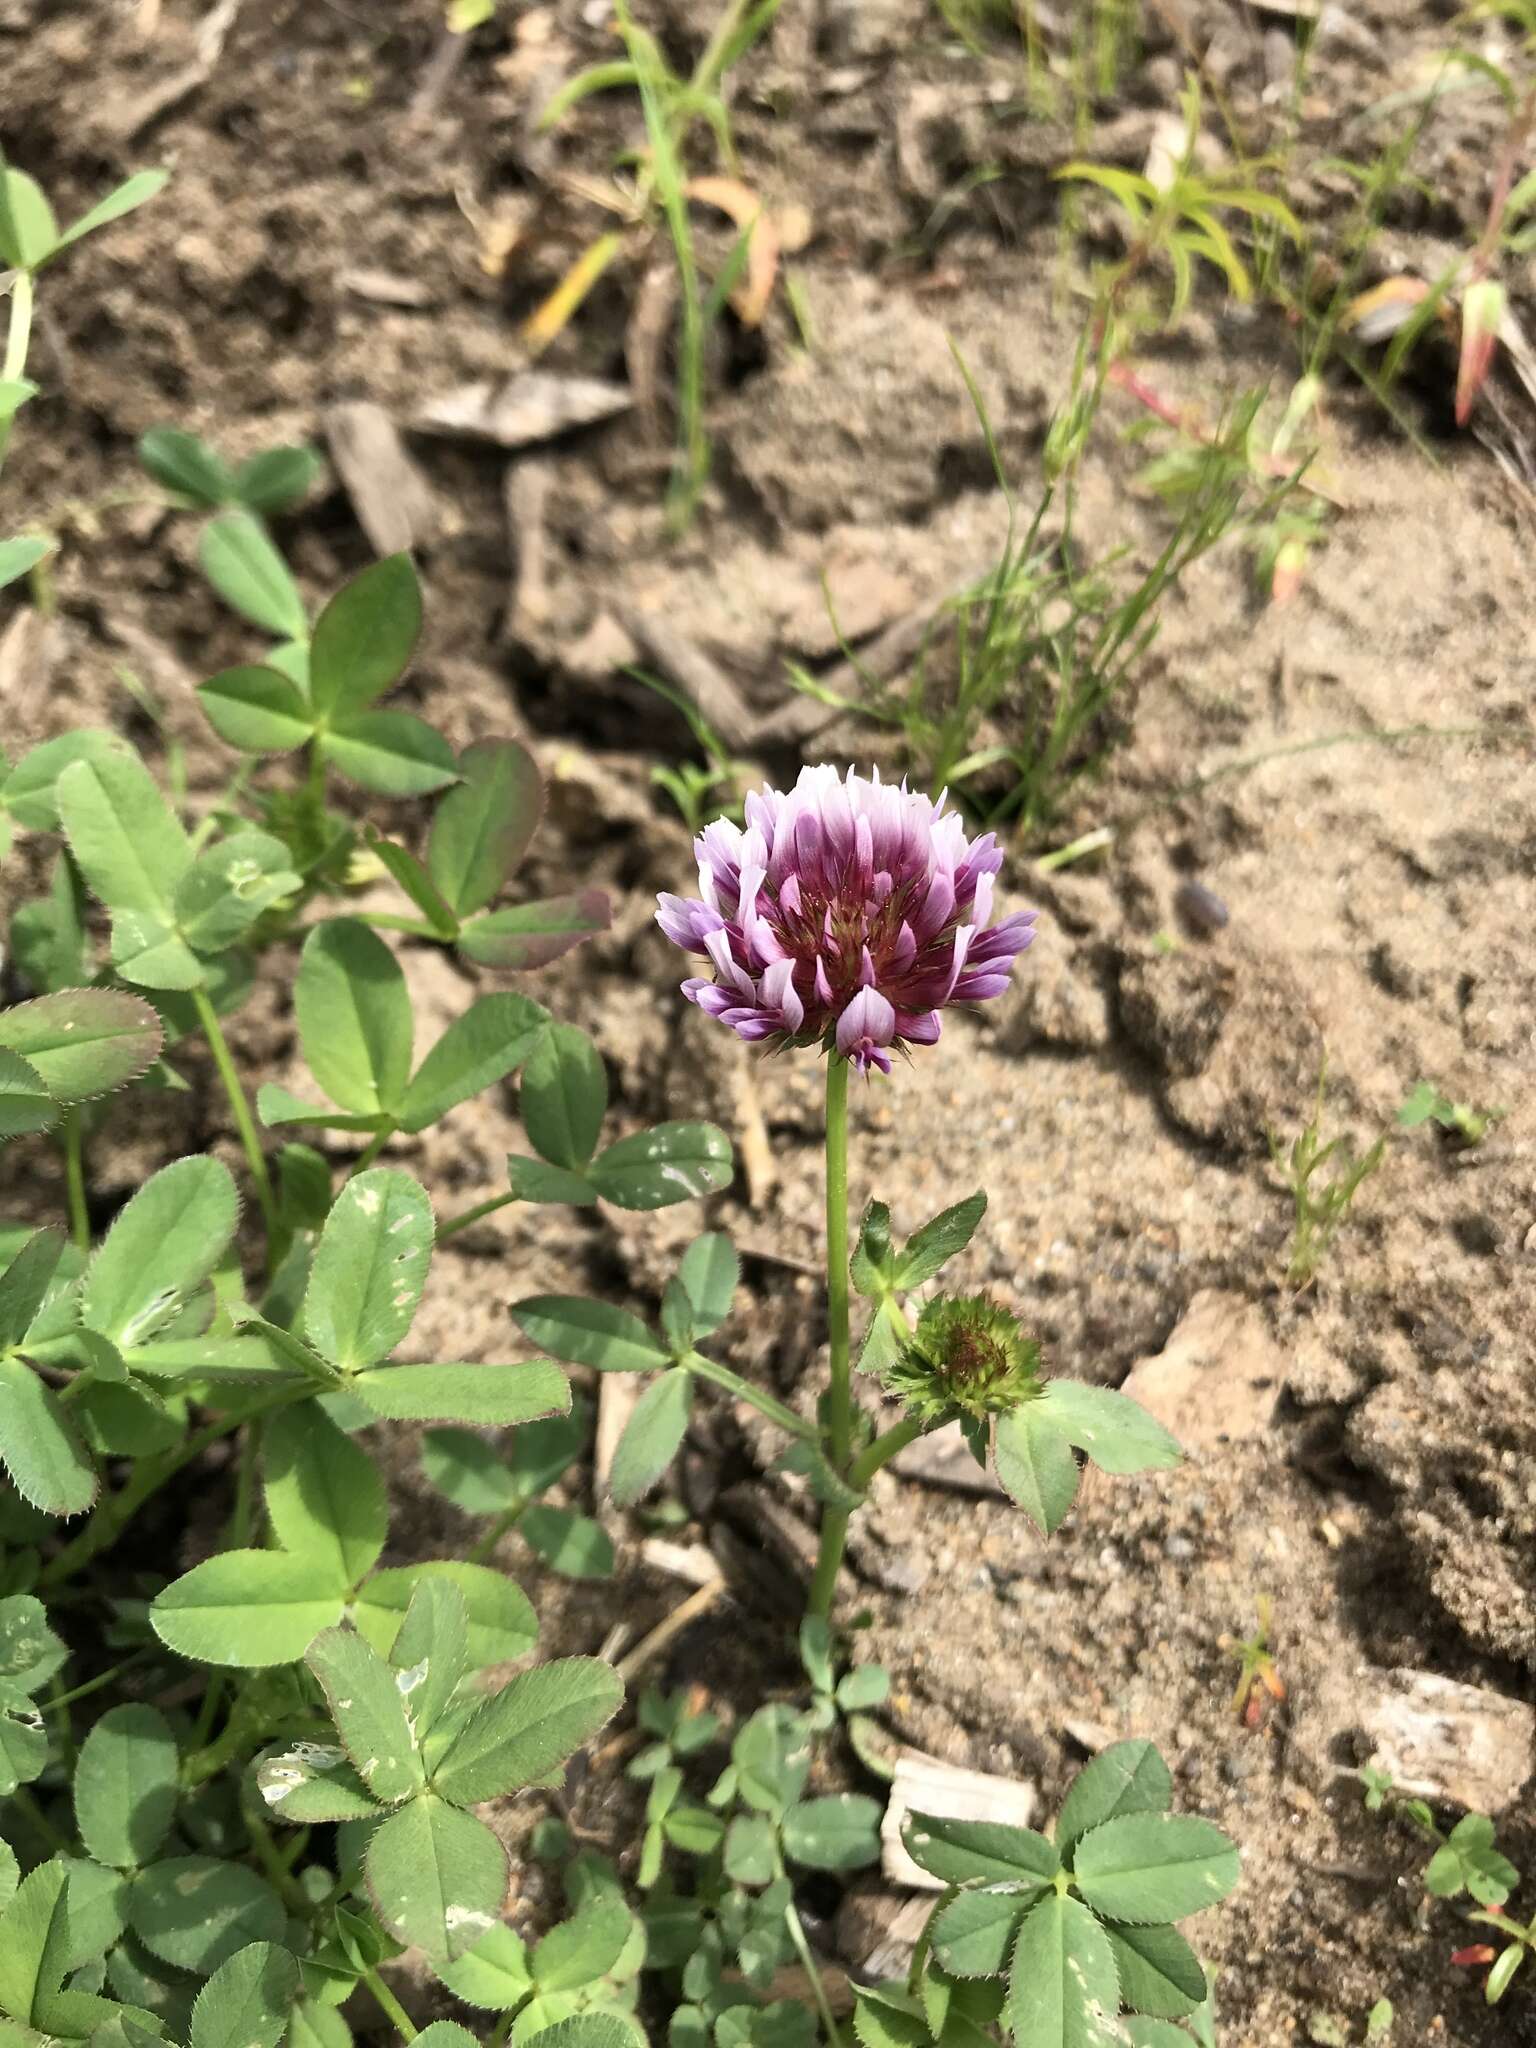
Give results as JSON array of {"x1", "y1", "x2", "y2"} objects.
[
  {"x1": 611, "y1": 602, "x2": 759, "y2": 752},
  {"x1": 504, "y1": 458, "x2": 553, "y2": 633},
  {"x1": 836, "y1": 1886, "x2": 934, "y2": 1981},
  {"x1": 326, "y1": 401, "x2": 443, "y2": 558},
  {"x1": 413, "y1": 373, "x2": 631, "y2": 449},
  {"x1": 880, "y1": 1750, "x2": 1038, "y2": 1891}
]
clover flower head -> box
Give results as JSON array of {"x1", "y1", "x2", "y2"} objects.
[
  {"x1": 883, "y1": 1294, "x2": 1043, "y2": 1426},
  {"x1": 655, "y1": 766, "x2": 1037, "y2": 1072}
]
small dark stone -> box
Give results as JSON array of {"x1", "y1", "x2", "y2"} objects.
[{"x1": 1174, "y1": 879, "x2": 1230, "y2": 936}]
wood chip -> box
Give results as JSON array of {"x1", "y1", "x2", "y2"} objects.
[
  {"x1": 755, "y1": 579, "x2": 975, "y2": 746},
  {"x1": 611, "y1": 602, "x2": 759, "y2": 752},
  {"x1": 595, "y1": 1374, "x2": 641, "y2": 1498},
  {"x1": 641, "y1": 1538, "x2": 723, "y2": 1588},
  {"x1": 326, "y1": 401, "x2": 443, "y2": 558},
  {"x1": 836, "y1": 1887, "x2": 933, "y2": 1980},
  {"x1": 504, "y1": 458, "x2": 554, "y2": 633},
  {"x1": 0, "y1": 608, "x2": 67, "y2": 735},
  {"x1": 731, "y1": 1058, "x2": 777, "y2": 1208},
  {"x1": 881, "y1": 1750, "x2": 1038, "y2": 1891},
  {"x1": 625, "y1": 263, "x2": 679, "y2": 433},
  {"x1": 413, "y1": 373, "x2": 631, "y2": 449},
  {"x1": 338, "y1": 269, "x2": 438, "y2": 309},
  {"x1": 99, "y1": 0, "x2": 241, "y2": 139}
]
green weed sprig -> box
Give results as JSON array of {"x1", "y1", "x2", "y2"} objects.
[
  {"x1": 1362, "y1": 1769, "x2": 1531, "y2": 2006},
  {"x1": 1268, "y1": 1065, "x2": 1390, "y2": 1288}
]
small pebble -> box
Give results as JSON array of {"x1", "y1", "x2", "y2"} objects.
[{"x1": 1174, "y1": 879, "x2": 1230, "y2": 936}]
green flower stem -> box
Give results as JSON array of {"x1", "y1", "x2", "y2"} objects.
[
  {"x1": 685, "y1": 1353, "x2": 818, "y2": 1444},
  {"x1": 807, "y1": 1056, "x2": 853, "y2": 1621},
  {"x1": 190, "y1": 985, "x2": 279, "y2": 1248},
  {"x1": 824, "y1": 1056, "x2": 853, "y2": 1464},
  {"x1": 361, "y1": 1964, "x2": 418, "y2": 2042},
  {"x1": 38, "y1": 1389, "x2": 307, "y2": 1588},
  {"x1": 62, "y1": 1110, "x2": 89, "y2": 1251},
  {"x1": 0, "y1": 267, "x2": 34, "y2": 480},
  {"x1": 848, "y1": 1415, "x2": 926, "y2": 1492}
]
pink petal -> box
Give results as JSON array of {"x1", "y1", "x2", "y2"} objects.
[{"x1": 836, "y1": 986, "x2": 896, "y2": 1064}]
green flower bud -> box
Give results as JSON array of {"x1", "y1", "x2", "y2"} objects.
[{"x1": 882, "y1": 1294, "x2": 1043, "y2": 1426}]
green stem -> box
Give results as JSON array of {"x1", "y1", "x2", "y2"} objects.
[
  {"x1": 776, "y1": 1844, "x2": 843, "y2": 2048},
  {"x1": 188, "y1": 1674, "x2": 226, "y2": 1754},
  {"x1": 848, "y1": 1415, "x2": 925, "y2": 1492},
  {"x1": 361, "y1": 1964, "x2": 418, "y2": 2042},
  {"x1": 229, "y1": 1419, "x2": 262, "y2": 1549},
  {"x1": 42, "y1": 1654, "x2": 148, "y2": 1717},
  {"x1": 806, "y1": 1507, "x2": 849, "y2": 1622},
  {"x1": 349, "y1": 1123, "x2": 396, "y2": 1177},
  {"x1": 437, "y1": 1190, "x2": 517, "y2": 1239},
  {"x1": 183, "y1": 1715, "x2": 261, "y2": 1792},
  {"x1": 0, "y1": 267, "x2": 35, "y2": 480},
  {"x1": 685, "y1": 1354, "x2": 818, "y2": 1443},
  {"x1": 824, "y1": 1057, "x2": 852, "y2": 1464},
  {"x1": 39, "y1": 1390, "x2": 307, "y2": 1588},
  {"x1": 242, "y1": 1789, "x2": 313, "y2": 1917},
  {"x1": 351, "y1": 913, "x2": 443, "y2": 938},
  {"x1": 466, "y1": 1499, "x2": 528, "y2": 1565},
  {"x1": 190, "y1": 986, "x2": 279, "y2": 1249},
  {"x1": 46, "y1": 1675, "x2": 76, "y2": 1774},
  {"x1": 807, "y1": 1057, "x2": 853, "y2": 1622},
  {"x1": 62, "y1": 1111, "x2": 89, "y2": 1251}
]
